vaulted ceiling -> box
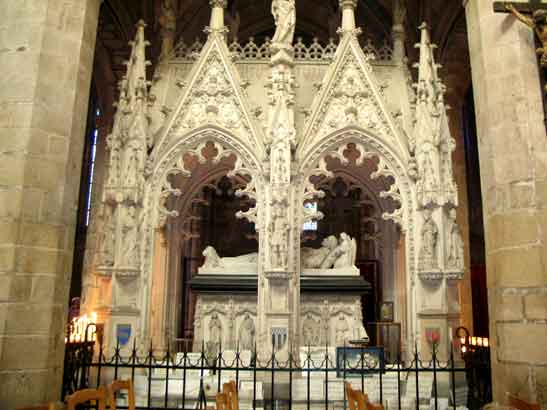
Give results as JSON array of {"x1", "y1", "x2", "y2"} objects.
[{"x1": 93, "y1": 0, "x2": 470, "y2": 123}]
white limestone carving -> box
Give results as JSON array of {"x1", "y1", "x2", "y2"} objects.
[
  {"x1": 208, "y1": 312, "x2": 223, "y2": 347},
  {"x1": 335, "y1": 314, "x2": 351, "y2": 346},
  {"x1": 199, "y1": 246, "x2": 258, "y2": 275},
  {"x1": 238, "y1": 313, "x2": 255, "y2": 351},
  {"x1": 301, "y1": 236, "x2": 337, "y2": 268},
  {"x1": 446, "y1": 209, "x2": 464, "y2": 273},
  {"x1": 84, "y1": 1, "x2": 465, "y2": 358},
  {"x1": 200, "y1": 233, "x2": 358, "y2": 275},
  {"x1": 418, "y1": 209, "x2": 439, "y2": 273},
  {"x1": 271, "y1": 0, "x2": 296, "y2": 50}
]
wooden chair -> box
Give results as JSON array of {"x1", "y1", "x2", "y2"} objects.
[
  {"x1": 223, "y1": 380, "x2": 239, "y2": 410},
  {"x1": 108, "y1": 379, "x2": 136, "y2": 410},
  {"x1": 216, "y1": 392, "x2": 230, "y2": 410},
  {"x1": 508, "y1": 394, "x2": 541, "y2": 410},
  {"x1": 346, "y1": 382, "x2": 366, "y2": 410},
  {"x1": 66, "y1": 386, "x2": 106, "y2": 410},
  {"x1": 345, "y1": 382, "x2": 385, "y2": 410}
]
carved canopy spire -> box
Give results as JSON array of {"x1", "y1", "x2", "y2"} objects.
[
  {"x1": 339, "y1": 0, "x2": 359, "y2": 35},
  {"x1": 209, "y1": 0, "x2": 228, "y2": 33}
]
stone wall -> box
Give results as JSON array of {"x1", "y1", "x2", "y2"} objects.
[
  {"x1": 465, "y1": 0, "x2": 547, "y2": 406},
  {"x1": 0, "y1": 0, "x2": 100, "y2": 407}
]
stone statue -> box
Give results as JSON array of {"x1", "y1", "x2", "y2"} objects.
[
  {"x1": 269, "y1": 204, "x2": 290, "y2": 269},
  {"x1": 123, "y1": 145, "x2": 140, "y2": 188},
  {"x1": 302, "y1": 313, "x2": 319, "y2": 346},
  {"x1": 333, "y1": 233, "x2": 357, "y2": 268},
  {"x1": 335, "y1": 314, "x2": 350, "y2": 346},
  {"x1": 506, "y1": 4, "x2": 547, "y2": 67},
  {"x1": 271, "y1": 0, "x2": 296, "y2": 49},
  {"x1": 320, "y1": 233, "x2": 357, "y2": 269},
  {"x1": 121, "y1": 206, "x2": 139, "y2": 267},
  {"x1": 159, "y1": 0, "x2": 177, "y2": 59},
  {"x1": 446, "y1": 209, "x2": 464, "y2": 270},
  {"x1": 419, "y1": 209, "x2": 439, "y2": 271},
  {"x1": 209, "y1": 313, "x2": 223, "y2": 346},
  {"x1": 301, "y1": 235, "x2": 337, "y2": 268},
  {"x1": 100, "y1": 206, "x2": 116, "y2": 267},
  {"x1": 238, "y1": 313, "x2": 255, "y2": 351},
  {"x1": 201, "y1": 246, "x2": 258, "y2": 270}
]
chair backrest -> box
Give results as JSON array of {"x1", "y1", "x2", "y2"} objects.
[
  {"x1": 108, "y1": 379, "x2": 136, "y2": 410},
  {"x1": 223, "y1": 380, "x2": 239, "y2": 410},
  {"x1": 345, "y1": 382, "x2": 366, "y2": 410},
  {"x1": 216, "y1": 392, "x2": 230, "y2": 410},
  {"x1": 67, "y1": 386, "x2": 106, "y2": 410},
  {"x1": 508, "y1": 394, "x2": 541, "y2": 410}
]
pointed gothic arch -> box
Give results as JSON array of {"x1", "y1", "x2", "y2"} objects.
[
  {"x1": 140, "y1": 126, "x2": 263, "y2": 344},
  {"x1": 298, "y1": 127, "x2": 418, "y2": 353}
]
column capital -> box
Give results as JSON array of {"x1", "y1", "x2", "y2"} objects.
[
  {"x1": 339, "y1": 0, "x2": 358, "y2": 9},
  {"x1": 210, "y1": 0, "x2": 228, "y2": 8},
  {"x1": 338, "y1": 0, "x2": 359, "y2": 35},
  {"x1": 208, "y1": 0, "x2": 228, "y2": 35}
]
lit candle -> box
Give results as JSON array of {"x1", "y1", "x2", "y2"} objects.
[
  {"x1": 483, "y1": 338, "x2": 489, "y2": 347},
  {"x1": 471, "y1": 337, "x2": 477, "y2": 346}
]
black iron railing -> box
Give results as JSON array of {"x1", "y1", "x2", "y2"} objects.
[{"x1": 62, "y1": 338, "x2": 492, "y2": 410}]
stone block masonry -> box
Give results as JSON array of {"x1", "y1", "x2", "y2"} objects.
[{"x1": 0, "y1": 0, "x2": 101, "y2": 408}]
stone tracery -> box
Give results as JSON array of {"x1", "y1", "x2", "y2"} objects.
[{"x1": 82, "y1": 0, "x2": 465, "y2": 360}]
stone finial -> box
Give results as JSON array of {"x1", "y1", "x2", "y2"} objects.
[
  {"x1": 209, "y1": 0, "x2": 228, "y2": 32},
  {"x1": 338, "y1": 0, "x2": 358, "y2": 35}
]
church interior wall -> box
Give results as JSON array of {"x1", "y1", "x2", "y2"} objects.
[{"x1": 12, "y1": 0, "x2": 547, "y2": 407}]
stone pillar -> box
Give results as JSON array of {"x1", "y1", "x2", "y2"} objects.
[
  {"x1": 0, "y1": 0, "x2": 101, "y2": 407},
  {"x1": 465, "y1": 0, "x2": 547, "y2": 405}
]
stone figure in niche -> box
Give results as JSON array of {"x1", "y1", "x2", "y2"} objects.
[
  {"x1": 158, "y1": 0, "x2": 176, "y2": 59},
  {"x1": 271, "y1": 0, "x2": 296, "y2": 49},
  {"x1": 238, "y1": 313, "x2": 255, "y2": 351},
  {"x1": 121, "y1": 206, "x2": 139, "y2": 267},
  {"x1": 301, "y1": 236, "x2": 338, "y2": 268},
  {"x1": 201, "y1": 246, "x2": 258, "y2": 270},
  {"x1": 226, "y1": 1, "x2": 241, "y2": 43},
  {"x1": 269, "y1": 204, "x2": 290, "y2": 269},
  {"x1": 417, "y1": 147, "x2": 439, "y2": 205},
  {"x1": 100, "y1": 206, "x2": 116, "y2": 267},
  {"x1": 335, "y1": 314, "x2": 350, "y2": 346},
  {"x1": 106, "y1": 137, "x2": 121, "y2": 187},
  {"x1": 418, "y1": 209, "x2": 439, "y2": 271},
  {"x1": 446, "y1": 209, "x2": 464, "y2": 270},
  {"x1": 209, "y1": 313, "x2": 223, "y2": 347},
  {"x1": 302, "y1": 313, "x2": 320, "y2": 346},
  {"x1": 123, "y1": 144, "x2": 141, "y2": 188}
]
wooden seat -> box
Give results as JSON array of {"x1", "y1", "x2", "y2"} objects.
[
  {"x1": 67, "y1": 386, "x2": 106, "y2": 410},
  {"x1": 346, "y1": 382, "x2": 366, "y2": 410},
  {"x1": 223, "y1": 380, "x2": 239, "y2": 410},
  {"x1": 508, "y1": 394, "x2": 541, "y2": 410},
  {"x1": 345, "y1": 382, "x2": 385, "y2": 410},
  {"x1": 108, "y1": 379, "x2": 136, "y2": 410},
  {"x1": 216, "y1": 392, "x2": 230, "y2": 410}
]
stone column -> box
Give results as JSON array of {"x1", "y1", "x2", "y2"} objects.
[
  {"x1": 465, "y1": 0, "x2": 547, "y2": 405},
  {"x1": 0, "y1": 0, "x2": 101, "y2": 407}
]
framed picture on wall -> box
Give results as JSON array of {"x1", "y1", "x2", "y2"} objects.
[{"x1": 379, "y1": 301, "x2": 394, "y2": 322}]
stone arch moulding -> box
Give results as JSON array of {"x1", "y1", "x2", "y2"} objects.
[
  {"x1": 161, "y1": 167, "x2": 255, "y2": 347},
  {"x1": 139, "y1": 126, "x2": 264, "y2": 344},
  {"x1": 298, "y1": 127, "x2": 418, "y2": 353}
]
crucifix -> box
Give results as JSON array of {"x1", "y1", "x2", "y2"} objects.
[
  {"x1": 494, "y1": 1, "x2": 547, "y2": 128},
  {"x1": 494, "y1": 1, "x2": 547, "y2": 65}
]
